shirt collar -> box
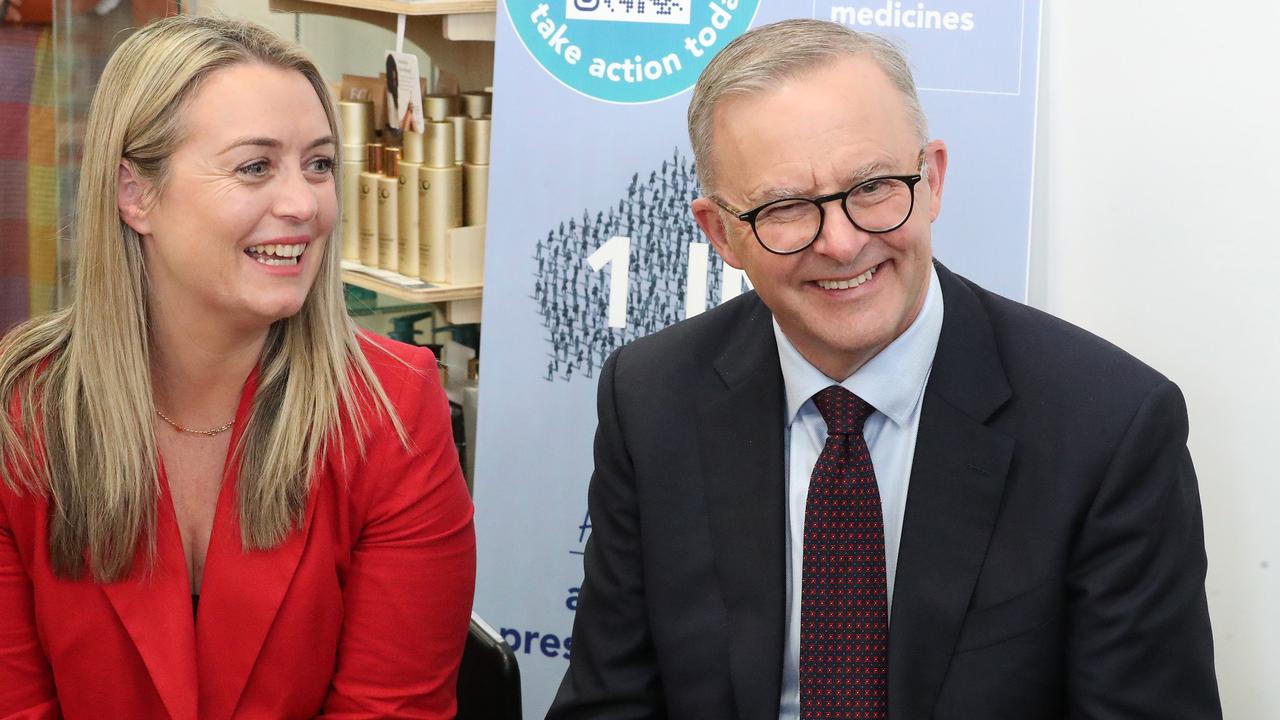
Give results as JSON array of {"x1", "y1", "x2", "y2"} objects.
[{"x1": 773, "y1": 264, "x2": 944, "y2": 428}]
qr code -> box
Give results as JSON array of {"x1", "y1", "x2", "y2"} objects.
[{"x1": 565, "y1": 0, "x2": 691, "y2": 25}]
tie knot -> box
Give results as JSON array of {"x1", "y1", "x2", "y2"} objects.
[{"x1": 812, "y1": 385, "x2": 873, "y2": 435}]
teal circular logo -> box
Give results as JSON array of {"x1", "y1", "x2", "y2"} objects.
[{"x1": 506, "y1": 0, "x2": 760, "y2": 104}]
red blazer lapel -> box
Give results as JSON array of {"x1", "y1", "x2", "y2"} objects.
[
  {"x1": 99, "y1": 482, "x2": 200, "y2": 720},
  {"x1": 194, "y1": 368, "x2": 318, "y2": 720}
]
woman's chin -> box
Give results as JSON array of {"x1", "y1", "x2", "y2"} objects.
[{"x1": 243, "y1": 295, "x2": 309, "y2": 327}]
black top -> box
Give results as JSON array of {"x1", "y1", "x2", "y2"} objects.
[{"x1": 192, "y1": 593, "x2": 199, "y2": 618}]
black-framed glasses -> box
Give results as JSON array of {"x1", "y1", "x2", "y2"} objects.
[{"x1": 710, "y1": 151, "x2": 926, "y2": 255}]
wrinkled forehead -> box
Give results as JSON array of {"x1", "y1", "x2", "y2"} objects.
[{"x1": 706, "y1": 56, "x2": 920, "y2": 195}]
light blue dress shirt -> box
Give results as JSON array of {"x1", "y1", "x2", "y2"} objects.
[{"x1": 775, "y1": 266, "x2": 944, "y2": 720}]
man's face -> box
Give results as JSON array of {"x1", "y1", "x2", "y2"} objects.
[{"x1": 692, "y1": 55, "x2": 947, "y2": 380}]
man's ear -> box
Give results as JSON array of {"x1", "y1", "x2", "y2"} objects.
[
  {"x1": 692, "y1": 197, "x2": 745, "y2": 269},
  {"x1": 923, "y1": 139, "x2": 948, "y2": 222},
  {"x1": 117, "y1": 161, "x2": 153, "y2": 235}
]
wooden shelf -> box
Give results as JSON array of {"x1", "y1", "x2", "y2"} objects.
[
  {"x1": 268, "y1": 0, "x2": 496, "y2": 89},
  {"x1": 343, "y1": 265, "x2": 482, "y2": 303},
  {"x1": 277, "y1": 0, "x2": 494, "y2": 16}
]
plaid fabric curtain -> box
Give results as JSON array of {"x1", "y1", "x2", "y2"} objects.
[
  {"x1": 0, "y1": 23, "x2": 57, "y2": 333},
  {"x1": 0, "y1": 1, "x2": 146, "y2": 334}
]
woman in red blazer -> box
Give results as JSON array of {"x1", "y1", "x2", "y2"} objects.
[{"x1": 0, "y1": 15, "x2": 475, "y2": 719}]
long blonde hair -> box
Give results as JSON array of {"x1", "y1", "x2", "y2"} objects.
[{"x1": 0, "y1": 15, "x2": 403, "y2": 582}]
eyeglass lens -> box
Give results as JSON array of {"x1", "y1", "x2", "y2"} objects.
[{"x1": 753, "y1": 177, "x2": 915, "y2": 253}]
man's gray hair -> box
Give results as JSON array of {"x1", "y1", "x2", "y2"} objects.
[{"x1": 687, "y1": 19, "x2": 929, "y2": 195}]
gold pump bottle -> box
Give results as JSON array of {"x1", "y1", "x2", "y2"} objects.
[
  {"x1": 397, "y1": 131, "x2": 424, "y2": 277},
  {"x1": 460, "y1": 91, "x2": 491, "y2": 119},
  {"x1": 358, "y1": 142, "x2": 383, "y2": 267},
  {"x1": 337, "y1": 100, "x2": 373, "y2": 261},
  {"x1": 423, "y1": 94, "x2": 459, "y2": 122},
  {"x1": 445, "y1": 115, "x2": 467, "y2": 168},
  {"x1": 463, "y1": 117, "x2": 491, "y2": 227},
  {"x1": 419, "y1": 121, "x2": 462, "y2": 283},
  {"x1": 377, "y1": 146, "x2": 401, "y2": 271}
]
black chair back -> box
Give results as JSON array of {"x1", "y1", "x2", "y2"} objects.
[{"x1": 456, "y1": 613, "x2": 521, "y2": 720}]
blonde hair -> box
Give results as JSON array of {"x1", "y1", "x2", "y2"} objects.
[
  {"x1": 0, "y1": 15, "x2": 403, "y2": 582},
  {"x1": 687, "y1": 19, "x2": 930, "y2": 195}
]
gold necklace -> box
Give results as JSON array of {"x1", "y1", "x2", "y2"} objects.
[{"x1": 155, "y1": 409, "x2": 234, "y2": 437}]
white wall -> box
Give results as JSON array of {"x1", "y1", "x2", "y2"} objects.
[{"x1": 1030, "y1": 2, "x2": 1279, "y2": 716}]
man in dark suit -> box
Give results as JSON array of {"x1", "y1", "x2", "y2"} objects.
[{"x1": 548, "y1": 19, "x2": 1220, "y2": 720}]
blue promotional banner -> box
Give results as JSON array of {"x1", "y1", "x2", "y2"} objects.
[{"x1": 474, "y1": 1, "x2": 1041, "y2": 714}]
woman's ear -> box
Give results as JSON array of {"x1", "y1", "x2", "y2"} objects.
[{"x1": 117, "y1": 162, "x2": 153, "y2": 235}]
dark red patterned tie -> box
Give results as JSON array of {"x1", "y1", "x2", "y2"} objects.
[{"x1": 800, "y1": 385, "x2": 888, "y2": 719}]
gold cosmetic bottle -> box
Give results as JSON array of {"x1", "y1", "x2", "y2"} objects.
[
  {"x1": 423, "y1": 94, "x2": 460, "y2": 122},
  {"x1": 397, "y1": 131, "x2": 424, "y2": 277},
  {"x1": 445, "y1": 115, "x2": 467, "y2": 168},
  {"x1": 338, "y1": 100, "x2": 373, "y2": 261},
  {"x1": 460, "y1": 91, "x2": 491, "y2": 119},
  {"x1": 377, "y1": 146, "x2": 401, "y2": 271},
  {"x1": 419, "y1": 121, "x2": 463, "y2": 283},
  {"x1": 358, "y1": 142, "x2": 383, "y2": 267},
  {"x1": 463, "y1": 117, "x2": 491, "y2": 227}
]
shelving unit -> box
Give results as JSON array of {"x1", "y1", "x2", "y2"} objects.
[
  {"x1": 342, "y1": 264, "x2": 483, "y2": 304},
  {"x1": 268, "y1": 0, "x2": 496, "y2": 89},
  {"x1": 264, "y1": 0, "x2": 494, "y2": 311}
]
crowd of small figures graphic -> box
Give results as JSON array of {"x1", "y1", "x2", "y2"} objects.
[{"x1": 532, "y1": 149, "x2": 725, "y2": 382}]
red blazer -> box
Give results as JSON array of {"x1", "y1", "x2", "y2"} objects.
[{"x1": 0, "y1": 334, "x2": 476, "y2": 719}]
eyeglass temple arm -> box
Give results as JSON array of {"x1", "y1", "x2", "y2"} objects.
[{"x1": 708, "y1": 195, "x2": 748, "y2": 220}]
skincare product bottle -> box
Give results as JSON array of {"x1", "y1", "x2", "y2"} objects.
[
  {"x1": 397, "y1": 130, "x2": 424, "y2": 278},
  {"x1": 423, "y1": 93, "x2": 460, "y2": 122},
  {"x1": 445, "y1": 115, "x2": 467, "y2": 167},
  {"x1": 338, "y1": 100, "x2": 374, "y2": 261},
  {"x1": 460, "y1": 91, "x2": 491, "y2": 119},
  {"x1": 377, "y1": 146, "x2": 401, "y2": 271},
  {"x1": 419, "y1": 121, "x2": 463, "y2": 283},
  {"x1": 463, "y1": 117, "x2": 491, "y2": 227},
  {"x1": 358, "y1": 141, "x2": 384, "y2": 267}
]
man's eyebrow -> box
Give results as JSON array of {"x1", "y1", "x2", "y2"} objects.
[
  {"x1": 842, "y1": 158, "x2": 896, "y2": 186},
  {"x1": 749, "y1": 185, "x2": 809, "y2": 204},
  {"x1": 218, "y1": 135, "x2": 336, "y2": 154},
  {"x1": 744, "y1": 158, "x2": 898, "y2": 205}
]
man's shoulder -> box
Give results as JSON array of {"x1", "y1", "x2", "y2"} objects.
[
  {"x1": 947, "y1": 269, "x2": 1172, "y2": 406},
  {"x1": 608, "y1": 291, "x2": 769, "y2": 383}
]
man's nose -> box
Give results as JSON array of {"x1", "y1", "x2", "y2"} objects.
[{"x1": 808, "y1": 201, "x2": 870, "y2": 264}]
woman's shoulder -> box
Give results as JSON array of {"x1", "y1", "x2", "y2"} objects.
[
  {"x1": 349, "y1": 331, "x2": 446, "y2": 433},
  {"x1": 335, "y1": 332, "x2": 459, "y2": 505},
  {"x1": 354, "y1": 330, "x2": 440, "y2": 396}
]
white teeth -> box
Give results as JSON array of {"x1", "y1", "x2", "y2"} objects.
[
  {"x1": 817, "y1": 264, "x2": 878, "y2": 291},
  {"x1": 251, "y1": 255, "x2": 298, "y2": 266},
  {"x1": 246, "y1": 243, "x2": 306, "y2": 259}
]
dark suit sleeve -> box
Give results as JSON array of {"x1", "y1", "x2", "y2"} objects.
[
  {"x1": 547, "y1": 349, "x2": 668, "y2": 720},
  {"x1": 1066, "y1": 379, "x2": 1221, "y2": 718}
]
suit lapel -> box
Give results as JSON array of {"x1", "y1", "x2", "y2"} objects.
[
  {"x1": 194, "y1": 368, "x2": 317, "y2": 720},
  {"x1": 696, "y1": 295, "x2": 787, "y2": 720},
  {"x1": 101, "y1": 488, "x2": 200, "y2": 720},
  {"x1": 888, "y1": 263, "x2": 1014, "y2": 719}
]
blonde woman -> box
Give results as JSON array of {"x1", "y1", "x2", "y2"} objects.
[{"x1": 0, "y1": 15, "x2": 475, "y2": 719}]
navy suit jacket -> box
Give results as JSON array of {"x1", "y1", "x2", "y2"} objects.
[{"x1": 548, "y1": 261, "x2": 1221, "y2": 719}]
